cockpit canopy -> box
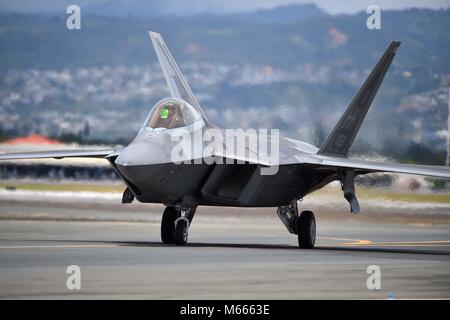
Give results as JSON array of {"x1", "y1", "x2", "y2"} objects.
[{"x1": 145, "y1": 98, "x2": 202, "y2": 130}]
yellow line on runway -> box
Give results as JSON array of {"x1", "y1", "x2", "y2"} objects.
[
  {"x1": 319, "y1": 237, "x2": 450, "y2": 248},
  {"x1": 319, "y1": 236, "x2": 373, "y2": 245},
  {"x1": 332, "y1": 239, "x2": 450, "y2": 247},
  {"x1": 353, "y1": 243, "x2": 450, "y2": 247},
  {"x1": 370, "y1": 240, "x2": 450, "y2": 245}
]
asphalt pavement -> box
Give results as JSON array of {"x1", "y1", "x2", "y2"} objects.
[{"x1": 0, "y1": 199, "x2": 449, "y2": 299}]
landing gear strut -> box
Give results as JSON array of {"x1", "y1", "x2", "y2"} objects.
[
  {"x1": 161, "y1": 206, "x2": 195, "y2": 245},
  {"x1": 277, "y1": 201, "x2": 316, "y2": 249}
]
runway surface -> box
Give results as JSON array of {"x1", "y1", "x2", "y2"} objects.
[{"x1": 0, "y1": 200, "x2": 449, "y2": 299}]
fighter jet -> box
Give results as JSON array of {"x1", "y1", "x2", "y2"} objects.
[{"x1": 1, "y1": 32, "x2": 449, "y2": 248}]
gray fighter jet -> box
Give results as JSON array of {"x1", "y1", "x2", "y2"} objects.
[{"x1": 1, "y1": 32, "x2": 449, "y2": 248}]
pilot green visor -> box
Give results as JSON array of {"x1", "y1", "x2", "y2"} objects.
[{"x1": 160, "y1": 107, "x2": 170, "y2": 119}]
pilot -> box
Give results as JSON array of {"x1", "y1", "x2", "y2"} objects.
[
  {"x1": 149, "y1": 102, "x2": 185, "y2": 129},
  {"x1": 147, "y1": 98, "x2": 202, "y2": 130}
]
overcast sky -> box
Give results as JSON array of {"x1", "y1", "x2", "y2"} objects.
[
  {"x1": 1, "y1": 0, "x2": 449, "y2": 15},
  {"x1": 192, "y1": 0, "x2": 450, "y2": 14},
  {"x1": 306, "y1": 0, "x2": 450, "y2": 14}
]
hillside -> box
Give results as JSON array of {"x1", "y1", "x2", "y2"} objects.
[
  {"x1": 0, "y1": 8, "x2": 449, "y2": 74},
  {"x1": 0, "y1": 7, "x2": 449, "y2": 163}
]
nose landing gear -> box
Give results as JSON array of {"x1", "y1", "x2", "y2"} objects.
[{"x1": 161, "y1": 206, "x2": 195, "y2": 245}]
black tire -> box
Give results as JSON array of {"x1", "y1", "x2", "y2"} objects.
[
  {"x1": 161, "y1": 206, "x2": 177, "y2": 244},
  {"x1": 297, "y1": 211, "x2": 316, "y2": 249},
  {"x1": 174, "y1": 219, "x2": 189, "y2": 245}
]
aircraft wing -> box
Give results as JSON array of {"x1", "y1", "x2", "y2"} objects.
[
  {"x1": 0, "y1": 149, "x2": 114, "y2": 160},
  {"x1": 299, "y1": 154, "x2": 450, "y2": 178}
]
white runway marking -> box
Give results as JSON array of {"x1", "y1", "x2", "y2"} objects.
[
  {"x1": 0, "y1": 244, "x2": 119, "y2": 249},
  {"x1": 1, "y1": 239, "x2": 449, "y2": 250}
]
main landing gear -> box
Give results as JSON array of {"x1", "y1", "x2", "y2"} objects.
[
  {"x1": 161, "y1": 201, "x2": 316, "y2": 248},
  {"x1": 277, "y1": 200, "x2": 316, "y2": 249},
  {"x1": 161, "y1": 206, "x2": 195, "y2": 245}
]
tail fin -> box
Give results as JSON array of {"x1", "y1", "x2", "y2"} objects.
[
  {"x1": 148, "y1": 31, "x2": 207, "y2": 119},
  {"x1": 318, "y1": 41, "x2": 401, "y2": 157}
]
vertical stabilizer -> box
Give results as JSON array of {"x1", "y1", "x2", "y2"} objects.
[
  {"x1": 148, "y1": 31, "x2": 207, "y2": 119},
  {"x1": 318, "y1": 41, "x2": 400, "y2": 157}
]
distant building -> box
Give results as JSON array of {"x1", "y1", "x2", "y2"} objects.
[
  {"x1": 2, "y1": 134, "x2": 62, "y2": 146},
  {"x1": 0, "y1": 134, "x2": 117, "y2": 181}
]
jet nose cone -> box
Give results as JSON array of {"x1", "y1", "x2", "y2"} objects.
[{"x1": 115, "y1": 141, "x2": 169, "y2": 166}]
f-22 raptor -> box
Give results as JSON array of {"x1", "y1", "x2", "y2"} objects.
[{"x1": 1, "y1": 32, "x2": 449, "y2": 248}]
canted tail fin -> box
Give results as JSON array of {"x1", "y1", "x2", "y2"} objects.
[
  {"x1": 148, "y1": 31, "x2": 208, "y2": 120},
  {"x1": 318, "y1": 41, "x2": 401, "y2": 157}
]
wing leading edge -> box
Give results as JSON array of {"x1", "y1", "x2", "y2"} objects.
[
  {"x1": 0, "y1": 149, "x2": 113, "y2": 160},
  {"x1": 301, "y1": 154, "x2": 450, "y2": 178},
  {"x1": 294, "y1": 154, "x2": 450, "y2": 213}
]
